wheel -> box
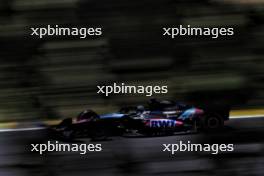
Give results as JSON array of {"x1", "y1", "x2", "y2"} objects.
[
  {"x1": 203, "y1": 114, "x2": 224, "y2": 131},
  {"x1": 90, "y1": 124, "x2": 108, "y2": 141}
]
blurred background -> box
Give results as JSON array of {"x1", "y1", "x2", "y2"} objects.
[
  {"x1": 0, "y1": 1, "x2": 263, "y2": 176},
  {"x1": 0, "y1": 0, "x2": 263, "y2": 121}
]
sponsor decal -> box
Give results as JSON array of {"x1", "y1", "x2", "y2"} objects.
[{"x1": 149, "y1": 119, "x2": 182, "y2": 128}]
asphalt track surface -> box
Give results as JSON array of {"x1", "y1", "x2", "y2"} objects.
[{"x1": 0, "y1": 117, "x2": 263, "y2": 176}]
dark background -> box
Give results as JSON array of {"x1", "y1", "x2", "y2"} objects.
[
  {"x1": 0, "y1": 1, "x2": 263, "y2": 176},
  {"x1": 0, "y1": 0, "x2": 263, "y2": 121}
]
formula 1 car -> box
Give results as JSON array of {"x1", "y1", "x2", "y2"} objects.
[{"x1": 49, "y1": 99, "x2": 229, "y2": 140}]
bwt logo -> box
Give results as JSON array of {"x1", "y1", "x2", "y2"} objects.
[{"x1": 150, "y1": 120, "x2": 176, "y2": 128}]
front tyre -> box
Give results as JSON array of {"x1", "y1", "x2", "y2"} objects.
[
  {"x1": 61, "y1": 128, "x2": 75, "y2": 140},
  {"x1": 90, "y1": 123, "x2": 109, "y2": 141}
]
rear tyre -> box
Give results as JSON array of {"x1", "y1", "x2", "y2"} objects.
[{"x1": 203, "y1": 114, "x2": 224, "y2": 131}]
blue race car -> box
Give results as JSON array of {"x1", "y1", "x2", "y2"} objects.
[{"x1": 50, "y1": 99, "x2": 229, "y2": 140}]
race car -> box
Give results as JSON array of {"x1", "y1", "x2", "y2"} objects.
[{"x1": 49, "y1": 99, "x2": 229, "y2": 140}]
